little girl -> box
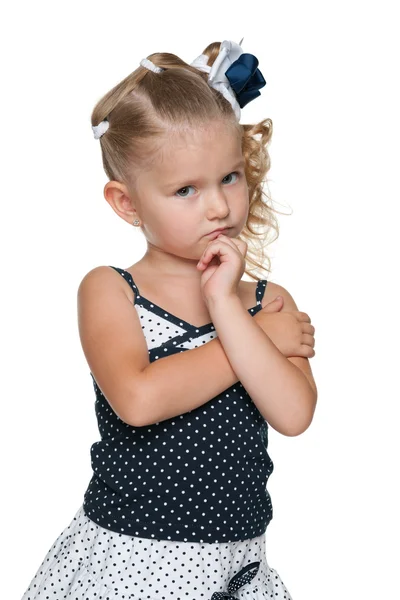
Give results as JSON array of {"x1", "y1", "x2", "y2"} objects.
[{"x1": 21, "y1": 39, "x2": 317, "y2": 600}]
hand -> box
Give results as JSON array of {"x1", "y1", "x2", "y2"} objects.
[
  {"x1": 254, "y1": 296, "x2": 316, "y2": 359},
  {"x1": 196, "y1": 233, "x2": 248, "y2": 304}
]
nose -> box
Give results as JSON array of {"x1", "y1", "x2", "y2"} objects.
[{"x1": 205, "y1": 188, "x2": 230, "y2": 219}]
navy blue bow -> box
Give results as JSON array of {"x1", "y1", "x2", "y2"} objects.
[
  {"x1": 225, "y1": 54, "x2": 266, "y2": 109},
  {"x1": 210, "y1": 560, "x2": 260, "y2": 599}
]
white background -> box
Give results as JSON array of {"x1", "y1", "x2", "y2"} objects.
[{"x1": 2, "y1": 1, "x2": 399, "y2": 598}]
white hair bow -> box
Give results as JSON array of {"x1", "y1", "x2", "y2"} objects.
[{"x1": 190, "y1": 38, "x2": 245, "y2": 121}]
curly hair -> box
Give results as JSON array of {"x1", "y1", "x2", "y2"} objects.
[{"x1": 91, "y1": 41, "x2": 288, "y2": 281}]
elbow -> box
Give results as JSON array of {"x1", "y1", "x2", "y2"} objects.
[
  {"x1": 284, "y1": 418, "x2": 313, "y2": 437},
  {"x1": 119, "y1": 387, "x2": 147, "y2": 428},
  {"x1": 127, "y1": 413, "x2": 144, "y2": 428},
  {"x1": 283, "y1": 389, "x2": 318, "y2": 437},
  {"x1": 114, "y1": 397, "x2": 144, "y2": 428},
  {"x1": 126, "y1": 396, "x2": 147, "y2": 427},
  {"x1": 123, "y1": 368, "x2": 156, "y2": 427},
  {"x1": 126, "y1": 380, "x2": 153, "y2": 428}
]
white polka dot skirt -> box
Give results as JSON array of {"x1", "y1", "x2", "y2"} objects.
[{"x1": 21, "y1": 504, "x2": 293, "y2": 599}]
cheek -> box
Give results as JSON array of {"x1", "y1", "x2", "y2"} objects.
[
  {"x1": 233, "y1": 186, "x2": 249, "y2": 220},
  {"x1": 151, "y1": 210, "x2": 195, "y2": 243}
]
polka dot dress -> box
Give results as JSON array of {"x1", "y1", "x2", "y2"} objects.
[
  {"x1": 83, "y1": 268, "x2": 275, "y2": 544},
  {"x1": 21, "y1": 267, "x2": 293, "y2": 599},
  {"x1": 21, "y1": 504, "x2": 293, "y2": 599}
]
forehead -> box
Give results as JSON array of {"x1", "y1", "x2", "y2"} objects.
[{"x1": 148, "y1": 121, "x2": 243, "y2": 177}]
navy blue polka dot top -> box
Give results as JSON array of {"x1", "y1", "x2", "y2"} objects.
[{"x1": 83, "y1": 266, "x2": 274, "y2": 543}]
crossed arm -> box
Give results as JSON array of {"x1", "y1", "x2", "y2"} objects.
[
  {"x1": 136, "y1": 284, "x2": 317, "y2": 436},
  {"x1": 207, "y1": 285, "x2": 317, "y2": 436}
]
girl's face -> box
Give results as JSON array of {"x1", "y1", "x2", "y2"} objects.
[{"x1": 132, "y1": 120, "x2": 249, "y2": 264}]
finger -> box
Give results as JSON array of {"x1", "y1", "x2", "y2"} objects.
[
  {"x1": 201, "y1": 239, "x2": 232, "y2": 264},
  {"x1": 218, "y1": 233, "x2": 247, "y2": 253},
  {"x1": 203, "y1": 235, "x2": 237, "y2": 255},
  {"x1": 301, "y1": 345, "x2": 316, "y2": 358},
  {"x1": 296, "y1": 311, "x2": 312, "y2": 323},
  {"x1": 291, "y1": 345, "x2": 314, "y2": 358},
  {"x1": 217, "y1": 234, "x2": 247, "y2": 257},
  {"x1": 301, "y1": 333, "x2": 315, "y2": 347},
  {"x1": 199, "y1": 237, "x2": 238, "y2": 267},
  {"x1": 214, "y1": 233, "x2": 238, "y2": 249},
  {"x1": 302, "y1": 323, "x2": 315, "y2": 335}
]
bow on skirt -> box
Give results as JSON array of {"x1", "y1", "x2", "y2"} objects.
[{"x1": 210, "y1": 560, "x2": 260, "y2": 599}]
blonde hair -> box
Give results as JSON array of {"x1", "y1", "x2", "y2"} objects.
[{"x1": 91, "y1": 41, "x2": 286, "y2": 281}]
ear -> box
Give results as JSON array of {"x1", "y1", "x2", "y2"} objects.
[{"x1": 103, "y1": 181, "x2": 138, "y2": 226}]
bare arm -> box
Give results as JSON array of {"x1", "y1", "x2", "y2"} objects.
[
  {"x1": 207, "y1": 295, "x2": 316, "y2": 437},
  {"x1": 135, "y1": 335, "x2": 240, "y2": 427}
]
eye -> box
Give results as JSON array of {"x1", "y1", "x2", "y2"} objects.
[
  {"x1": 174, "y1": 172, "x2": 241, "y2": 198},
  {"x1": 222, "y1": 171, "x2": 240, "y2": 185},
  {"x1": 175, "y1": 185, "x2": 196, "y2": 198}
]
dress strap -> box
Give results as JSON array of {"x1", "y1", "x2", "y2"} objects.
[
  {"x1": 255, "y1": 279, "x2": 267, "y2": 305},
  {"x1": 109, "y1": 267, "x2": 267, "y2": 308},
  {"x1": 108, "y1": 266, "x2": 141, "y2": 297}
]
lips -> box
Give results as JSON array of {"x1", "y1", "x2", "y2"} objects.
[{"x1": 206, "y1": 227, "x2": 230, "y2": 237}]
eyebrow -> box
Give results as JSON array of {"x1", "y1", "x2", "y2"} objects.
[
  {"x1": 231, "y1": 158, "x2": 246, "y2": 169},
  {"x1": 163, "y1": 158, "x2": 245, "y2": 189}
]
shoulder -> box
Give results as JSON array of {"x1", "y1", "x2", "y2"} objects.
[
  {"x1": 77, "y1": 265, "x2": 135, "y2": 303},
  {"x1": 259, "y1": 280, "x2": 298, "y2": 311},
  {"x1": 241, "y1": 279, "x2": 280, "y2": 309}
]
